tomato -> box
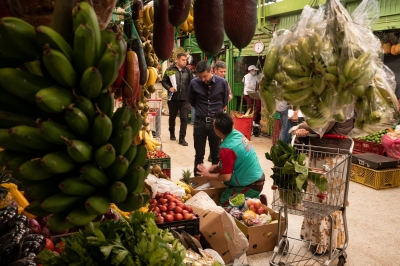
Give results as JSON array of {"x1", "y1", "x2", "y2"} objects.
[
  {"x1": 55, "y1": 241, "x2": 65, "y2": 253},
  {"x1": 45, "y1": 238, "x2": 54, "y2": 250}
]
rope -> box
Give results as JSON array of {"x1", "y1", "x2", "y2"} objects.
[
  {"x1": 206, "y1": 56, "x2": 213, "y2": 65},
  {"x1": 235, "y1": 49, "x2": 242, "y2": 61},
  {"x1": 174, "y1": 26, "x2": 179, "y2": 47}
]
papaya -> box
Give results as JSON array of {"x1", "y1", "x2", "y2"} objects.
[
  {"x1": 153, "y1": 0, "x2": 175, "y2": 61},
  {"x1": 223, "y1": 0, "x2": 257, "y2": 49},
  {"x1": 193, "y1": 0, "x2": 224, "y2": 56}
]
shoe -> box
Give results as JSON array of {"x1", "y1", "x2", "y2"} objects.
[
  {"x1": 170, "y1": 135, "x2": 176, "y2": 141},
  {"x1": 179, "y1": 139, "x2": 188, "y2": 146},
  {"x1": 208, "y1": 154, "x2": 212, "y2": 162},
  {"x1": 260, "y1": 194, "x2": 267, "y2": 206},
  {"x1": 253, "y1": 121, "x2": 260, "y2": 127}
]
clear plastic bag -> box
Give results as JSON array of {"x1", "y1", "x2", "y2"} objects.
[{"x1": 92, "y1": 0, "x2": 118, "y2": 29}]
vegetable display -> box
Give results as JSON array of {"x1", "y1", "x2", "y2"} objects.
[
  {"x1": 0, "y1": 206, "x2": 45, "y2": 265},
  {"x1": 37, "y1": 212, "x2": 186, "y2": 266},
  {"x1": 260, "y1": 0, "x2": 399, "y2": 136},
  {"x1": 0, "y1": 1, "x2": 151, "y2": 232}
]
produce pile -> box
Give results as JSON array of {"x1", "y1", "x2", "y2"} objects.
[
  {"x1": 265, "y1": 140, "x2": 328, "y2": 205},
  {"x1": 0, "y1": 206, "x2": 50, "y2": 265},
  {"x1": 357, "y1": 128, "x2": 392, "y2": 144},
  {"x1": 261, "y1": 0, "x2": 399, "y2": 136},
  {"x1": 37, "y1": 212, "x2": 187, "y2": 265},
  {"x1": 0, "y1": 2, "x2": 151, "y2": 233},
  {"x1": 149, "y1": 191, "x2": 196, "y2": 224},
  {"x1": 226, "y1": 198, "x2": 272, "y2": 227}
]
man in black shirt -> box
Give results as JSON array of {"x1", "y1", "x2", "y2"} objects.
[
  {"x1": 188, "y1": 60, "x2": 229, "y2": 175},
  {"x1": 161, "y1": 53, "x2": 194, "y2": 146}
]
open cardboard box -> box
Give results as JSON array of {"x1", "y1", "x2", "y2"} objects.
[
  {"x1": 186, "y1": 191, "x2": 249, "y2": 264},
  {"x1": 189, "y1": 176, "x2": 227, "y2": 205},
  {"x1": 234, "y1": 204, "x2": 285, "y2": 255}
]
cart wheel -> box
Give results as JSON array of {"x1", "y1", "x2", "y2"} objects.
[
  {"x1": 278, "y1": 239, "x2": 289, "y2": 255},
  {"x1": 253, "y1": 126, "x2": 261, "y2": 137},
  {"x1": 337, "y1": 254, "x2": 347, "y2": 266}
]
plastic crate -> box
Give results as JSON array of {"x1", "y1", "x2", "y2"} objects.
[
  {"x1": 350, "y1": 164, "x2": 400, "y2": 189},
  {"x1": 156, "y1": 214, "x2": 200, "y2": 236},
  {"x1": 147, "y1": 157, "x2": 171, "y2": 169},
  {"x1": 353, "y1": 139, "x2": 385, "y2": 155}
]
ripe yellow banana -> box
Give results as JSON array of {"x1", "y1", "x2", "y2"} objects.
[
  {"x1": 187, "y1": 14, "x2": 194, "y2": 25},
  {"x1": 179, "y1": 20, "x2": 189, "y2": 32},
  {"x1": 146, "y1": 67, "x2": 154, "y2": 86},
  {"x1": 144, "y1": 5, "x2": 152, "y2": 26},
  {"x1": 149, "y1": 6, "x2": 154, "y2": 23}
]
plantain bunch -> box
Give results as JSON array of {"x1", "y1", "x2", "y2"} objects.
[
  {"x1": 261, "y1": 2, "x2": 399, "y2": 135},
  {"x1": 0, "y1": 1, "x2": 152, "y2": 233}
]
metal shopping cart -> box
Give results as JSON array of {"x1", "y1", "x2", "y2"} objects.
[{"x1": 270, "y1": 134, "x2": 353, "y2": 266}]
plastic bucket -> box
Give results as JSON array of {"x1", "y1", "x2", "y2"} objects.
[{"x1": 232, "y1": 116, "x2": 252, "y2": 141}]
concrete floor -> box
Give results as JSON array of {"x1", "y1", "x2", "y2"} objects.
[{"x1": 153, "y1": 86, "x2": 400, "y2": 266}]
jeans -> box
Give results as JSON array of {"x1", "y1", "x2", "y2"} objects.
[
  {"x1": 191, "y1": 107, "x2": 195, "y2": 125},
  {"x1": 193, "y1": 118, "x2": 221, "y2": 176},
  {"x1": 167, "y1": 100, "x2": 190, "y2": 140},
  {"x1": 279, "y1": 108, "x2": 293, "y2": 144}
]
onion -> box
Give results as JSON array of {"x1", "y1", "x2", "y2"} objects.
[
  {"x1": 37, "y1": 215, "x2": 53, "y2": 227},
  {"x1": 106, "y1": 213, "x2": 120, "y2": 220},
  {"x1": 41, "y1": 226, "x2": 51, "y2": 238},
  {"x1": 28, "y1": 218, "x2": 41, "y2": 234}
]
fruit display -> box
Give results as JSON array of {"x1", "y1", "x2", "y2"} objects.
[
  {"x1": 149, "y1": 191, "x2": 196, "y2": 224},
  {"x1": 0, "y1": 2, "x2": 152, "y2": 232},
  {"x1": 0, "y1": 206, "x2": 47, "y2": 265},
  {"x1": 226, "y1": 199, "x2": 272, "y2": 227},
  {"x1": 357, "y1": 128, "x2": 392, "y2": 144},
  {"x1": 260, "y1": 0, "x2": 399, "y2": 136}
]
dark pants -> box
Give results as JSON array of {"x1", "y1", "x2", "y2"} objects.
[
  {"x1": 243, "y1": 95, "x2": 261, "y2": 124},
  {"x1": 193, "y1": 117, "x2": 221, "y2": 176},
  {"x1": 168, "y1": 100, "x2": 190, "y2": 140}
]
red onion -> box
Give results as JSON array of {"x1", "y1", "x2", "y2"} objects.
[
  {"x1": 41, "y1": 226, "x2": 51, "y2": 238},
  {"x1": 28, "y1": 218, "x2": 41, "y2": 234}
]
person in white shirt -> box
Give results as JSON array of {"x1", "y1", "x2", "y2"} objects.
[{"x1": 242, "y1": 65, "x2": 261, "y2": 126}]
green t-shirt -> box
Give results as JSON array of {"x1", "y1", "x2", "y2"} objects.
[{"x1": 218, "y1": 129, "x2": 264, "y2": 187}]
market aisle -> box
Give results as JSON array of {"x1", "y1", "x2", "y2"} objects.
[{"x1": 155, "y1": 84, "x2": 400, "y2": 265}]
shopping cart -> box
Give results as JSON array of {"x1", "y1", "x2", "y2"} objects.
[
  {"x1": 270, "y1": 134, "x2": 353, "y2": 266},
  {"x1": 147, "y1": 99, "x2": 162, "y2": 138}
]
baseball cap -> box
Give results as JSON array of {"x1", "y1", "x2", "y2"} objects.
[{"x1": 248, "y1": 65, "x2": 259, "y2": 71}]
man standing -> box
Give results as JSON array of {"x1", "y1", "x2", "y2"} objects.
[
  {"x1": 161, "y1": 52, "x2": 194, "y2": 146},
  {"x1": 243, "y1": 65, "x2": 261, "y2": 127},
  {"x1": 196, "y1": 113, "x2": 266, "y2": 206},
  {"x1": 188, "y1": 60, "x2": 229, "y2": 175}
]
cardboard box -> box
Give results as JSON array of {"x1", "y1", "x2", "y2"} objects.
[
  {"x1": 234, "y1": 205, "x2": 285, "y2": 255},
  {"x1": 189, "y1": 176, "x2": 227, "y2": 205},
  {"x1": 186, "y1": 191, "x2": 249, "y2": 264}
]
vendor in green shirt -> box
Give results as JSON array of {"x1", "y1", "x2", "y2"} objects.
[{"x1": 196, "y1": 112, "x2": 266, "y2": 206}]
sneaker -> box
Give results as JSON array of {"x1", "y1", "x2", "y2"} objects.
[
  {"x1": 260, "y1": 194, "x2": 267, "y2": 206},
  {"x1": 170, "y1": 135, "x2": 176, "y2": 141},
  {"x1": 208, "y1": 154, "x2": 212, "y2": 162},
  {"x1": 179, "y1": 139, "x2": 188, "y2": 146},
  {"x1": 253, "y1": 121, "x2": 260, "y2": 127}
]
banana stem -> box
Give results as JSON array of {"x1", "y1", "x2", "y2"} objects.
[{"x1": 50, "y1": 0, "x2": 78, "y2": 43}]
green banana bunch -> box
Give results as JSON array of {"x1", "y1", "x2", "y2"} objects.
[
  {"x1": 0, "y1": 2, "x2": 146, "y2": 231},
  {"x1": 43, "y1": 44, "x2": 77, "y2": 88}
]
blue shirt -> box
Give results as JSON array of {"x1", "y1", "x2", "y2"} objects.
[
  {"x1": 188, "y1": 75, "x2": 229, "y2": 117},
  {"x1": 218, "y1": 129, "x2": 264, "y2": 187}
]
